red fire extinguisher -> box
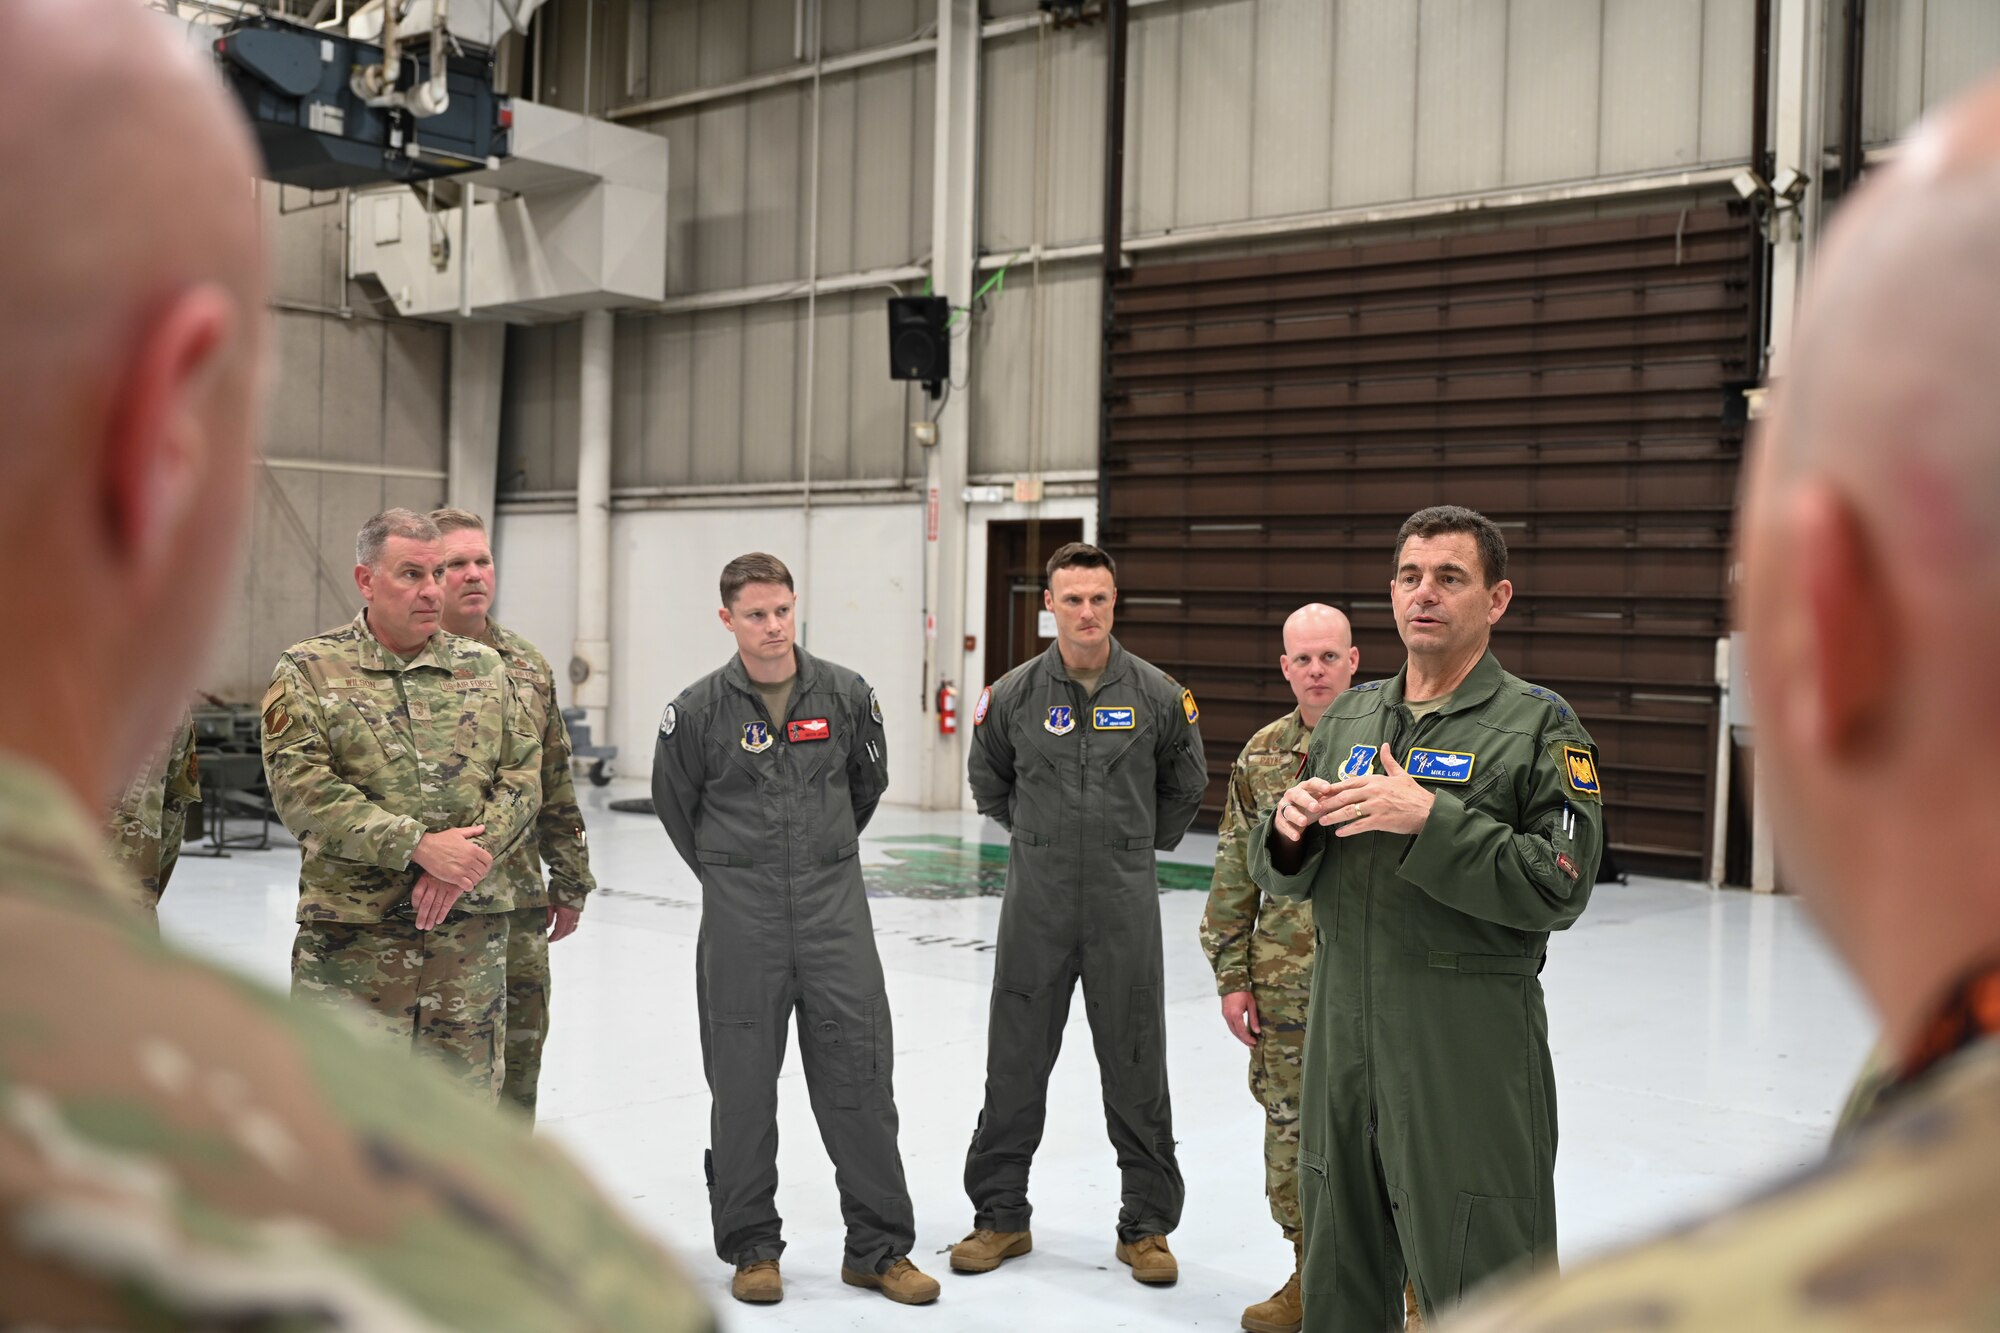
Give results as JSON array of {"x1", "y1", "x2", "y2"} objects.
[{"x1": 937, "y1": 680, "x2": 958, "y2": 735}]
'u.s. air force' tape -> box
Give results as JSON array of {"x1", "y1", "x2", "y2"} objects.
[{"x1": 1405, "y1": 748, "x2": 1476, "y2": 783}]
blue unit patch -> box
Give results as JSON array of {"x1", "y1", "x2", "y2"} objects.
[
  {"x1": 1092, "y1": 706, "x2": 1136, "y2": 730},
  {"x1": 740, "y1": 721, "x2": 774, "y2": 754},
  {"x1": 1045, "y1": 706, "x2": 1076, "y2": 736},
  {"x1": 1339, "y1": 744, "x2": 1379, "y2": 779},
  {"x1": 1406, "y1": 747, "x2": 1477, "y2": 783}
]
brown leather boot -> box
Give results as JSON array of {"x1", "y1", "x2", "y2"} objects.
[
  {"x1": 1405, "y1": 1279, "x2": 1425, "y2": 1328},
  {"x1": 1114, "y1": 1234, "x2": 1179, "y2": 1284},
  {"x1": 842, "y1": 1257, "x2": 942, "y2": 1305},
  {"x1": 730, "y1": 1259, "x2": 782, "y2": 1304},
  {"x1": 1241, "y1": 1269, "x2": 1301, "y2": 1333},
  {"x1": 949, "y1": 1228, "x2": 1033, "y2": 1273}
]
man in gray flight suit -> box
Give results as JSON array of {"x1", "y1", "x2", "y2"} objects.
[
  {"x1": 652, "y1": 552, "x2": 938, "y2": 1310},
  {"x1": 952, "y1": 541, "x2": 1209, "y2": 1286}
]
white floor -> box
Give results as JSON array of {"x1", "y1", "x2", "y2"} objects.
[{"x1": 163, "y1": 782, "x2": 1874, "y2": 1331}]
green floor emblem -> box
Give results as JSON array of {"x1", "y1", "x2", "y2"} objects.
[{"x1": 862, "y1": 835, "x2": 1212, "y2": 900}]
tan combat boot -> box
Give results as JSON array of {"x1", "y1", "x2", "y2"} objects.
[
  {"x1": 949, "y1": 1228, "x2": 1033, "y2": 1273},
  {"x1": 1114, "y1": 1234, "x2": 1178, "y2": 1284},
  {"x1": 1405, "y1": 1279, "x2": 1425, "y2": 1329},
  {"x1": 731, "y1": 1259, "x2": 782, "y2": 1304},
  {"x1": 842, "y1": 1257, "x2": 942, "y2": 1305},
  {"x1": 1241, "y1": 1269, "x2": 1301, "y2": 1333}
]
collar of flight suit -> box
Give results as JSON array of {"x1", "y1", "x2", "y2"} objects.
[
  {"x1": 1035, "y1": 635, "x2": 1132, "y2": 697},
  {"x1": 0, "y1": 751, "x2": 145, "y2": 919},
  {"x1": 347, "y1": 609, "x2": 456, "y2": 675},
  {"x1": 720, "y1": 643, "x2": 824, "y2": 715},
  {"x1": 1377, "y1": 647, "x2": 1506, "y2": 718}
]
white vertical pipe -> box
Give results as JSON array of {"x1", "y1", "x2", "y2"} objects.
[{"x1": 574, "y1": 310, "x2": 614, "y2": 751}]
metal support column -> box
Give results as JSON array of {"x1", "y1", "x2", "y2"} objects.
[
  {"x1": 572, "y1": 310, "x2": 614, "y2": 758},
  {"x1": 446, "y1": 322, "x2": 506, "y2": 523},
  {"x1": 919, "y1": 0, "x2": 980, "y2": 811}
]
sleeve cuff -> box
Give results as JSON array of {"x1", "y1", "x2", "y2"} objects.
[
  {"x1": 1214, "y1": 972, "x2": 1252, "y2": 996},
  {"x1": 549, "y1": 881, "x2": 592, "y2": 911},
  {"x1": 385, "y1": 818, "x2": 427, "y2": 870}
]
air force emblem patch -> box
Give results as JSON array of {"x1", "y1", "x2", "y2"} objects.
[
  {"x1": 1339, "y1": 744, "x2": 1379, "y2": 779},
  {"x1": 1045, "y1": 706, "x2": 1075, "y2": 736},
  {"x1": 1092, "y1": 706, "x2": 1136, "y2": 730},
  {"x1": 741, "y1": 721, "x2": 774, "y2": 753},
  {"x1": 659, "y1": 703, "x2": 677, "y2": 736},
  {"x1": 1564, "y1": 745, "x2": 1601, "y2": 795},
  {"x1": 1406, "y1": 748, "x2": 1476, "y2": 783}
]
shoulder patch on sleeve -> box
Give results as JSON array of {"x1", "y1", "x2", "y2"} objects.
[
  {"x1": 660, "y1": 702, "x2": 677, "y2": 737},
  {"x1": 973, "y1": 685, "x2": 992, "y2": 726},
  {"x1": 869, "y1": 688, "x2": 883, "y2": 725},
  {"x1": 1181, "y1": 688, "x2": 1200, "y2": 724},
  {"x1": 1553, "y1": 742, "x2": 1602, "y2": 799}
]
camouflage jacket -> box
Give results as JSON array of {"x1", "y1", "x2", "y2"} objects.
[
  {"x1": 1452, "y1": 1034, "x2": 2000, "y2": 1331},
  {"x1": 0, "y1": 751, "x2": 713, "y2": 1332},
  {"x1": 105, "y1": 708, "x2": 199, "y2": 901},
  {"x1": 479, "y1": 618, "x2": 597, "y2": 913},
  {"x1": 1200, "y1": 708, "x2": 1314, "y2": 997},
  {"x1": 262, "y1": 611, "x2": 542, "y2": 923}
]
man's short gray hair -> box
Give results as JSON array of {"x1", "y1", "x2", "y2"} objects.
[{"x1": 355, "y1": 508, "x2": 441, "y2": 569}]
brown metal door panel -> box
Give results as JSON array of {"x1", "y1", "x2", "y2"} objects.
[{"x1": 1104, "y1": 199, "x2": 1753, "y2": 874}]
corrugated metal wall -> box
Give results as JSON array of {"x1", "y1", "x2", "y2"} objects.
[
  {"x1": 208, "y1": 188, "x2": 448, "y2": 701},
  {"x1": 1858, "y1": 0, "x2": 2000, "y2": 145},
  {"x1": 1103, "y1": 202, "x2": 1754, "y2": 876}
]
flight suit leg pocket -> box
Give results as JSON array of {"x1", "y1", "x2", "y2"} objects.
[
  {"x1": 1128, "y1": 985, "x2": 1160, "y2": 1067},
  {"x1": 808, "y1": 1011, "x2": 862, "y2": 1110},
  {"x1": 1298, "y1": 1149, "x2": 1334, "y2": 1299},
  {"x1": 1445, "y1": 1191, "x2": 1536, "y2": 1304}
]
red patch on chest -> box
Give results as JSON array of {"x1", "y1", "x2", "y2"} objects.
[{"x1": 787, "y1": 718, "x2": 831, "y2": 743}]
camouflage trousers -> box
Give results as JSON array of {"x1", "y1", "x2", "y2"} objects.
[
  {"x1": 1249, "y1": 985, "x2": 1311, "y2": 1246},
  {"x1": 501, "y1": 905, "x2": 551, "y2": 1121},
  {"x1": 291, "y1": 911, "x2": 508, "y2": 1101}
]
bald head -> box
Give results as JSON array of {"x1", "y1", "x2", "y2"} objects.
[
  {"x1": 1744, "y1": 73, "x2": 2000, "y2": 1053},
  {"x1": 0, "y1": 0, "x2": 268, "y2": 806},
  {"x1": 1279, "y1": 604, "x2": 1358, "y2": 726}
]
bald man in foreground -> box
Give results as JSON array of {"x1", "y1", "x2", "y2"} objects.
[
  {"x1": 1450, "y1": 72, "x2": 2000, "y2": 1333},
  {"x1": 0, "y1": 2, "x2": 709, "y2": 1326},
  {"x1": 1201, "y1": 605, "x2": 1390, "y2": 1333}
]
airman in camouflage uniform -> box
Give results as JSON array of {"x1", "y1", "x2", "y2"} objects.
[
  {"x1": 263, "y1": 511, "x2": 544, "y2": 1100},
  {"x1": 1453, "y1": 70, "x2": 2000, "y2": 1333},
  {"x1": 1, "y1": 2, "x2": 707, "y2": 1322},
  {"x1": 105, "y1": 708, "x2": 199, "y2": 916},
  {"x1": 434, "y1": 507, "x2": 599, "y2": 1122}
]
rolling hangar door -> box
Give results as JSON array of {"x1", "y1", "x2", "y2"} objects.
[{"x1": 1102, "y1": 203, "x2": 1757, "y2": 880}]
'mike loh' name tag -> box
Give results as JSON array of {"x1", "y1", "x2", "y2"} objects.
[
  {"x1": 1405, "y1": 748, "x2": 1477, "y2": 783},
  {"x1": 1092, "y1": 706, "x2": 1136, "y2": 730}
]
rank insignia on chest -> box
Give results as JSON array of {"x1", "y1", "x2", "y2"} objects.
[
  {"x1": 1406, "y1": 748, "x2": 1476, "y2": 783},
  {"x1": 1563, "y1": 745, "x2": 1601, "y2": 795},
  {"x1": 1092, "y1": 706, "x2": 1135, "y2": 730},
  {"x1": 406, "y1": 699, "x2": 432, "y2": 722},
  {"x1": 787, "y1": 717, "x2": 831, "y2": 743},
  {"x1": 741, "y1": 721, "x2": 774, "y2": 753},
  {"x1": 1045, "y1": 706, "x2": 1076, "y2": 736},
  {"x1": 974, "y1": 685, "x2": 992, "y2": 726},
  {"x1": 1338, "y1": 744, "x2": 1379, "y2": 779}
]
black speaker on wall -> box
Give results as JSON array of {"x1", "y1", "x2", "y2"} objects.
[{"x1": 887, "y1": 296, "x2": 949, "y2": 398}]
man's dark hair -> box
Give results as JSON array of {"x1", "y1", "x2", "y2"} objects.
[
  {"x1": 1045, "y1": 541, "x2": 1117, "y2": 586},
  {"x1": 720, "y1": 552, "x2": 795, "y2": 607},
  {"x1": 1394, "y1": 505, "x2": 1508, "y2": 586}
]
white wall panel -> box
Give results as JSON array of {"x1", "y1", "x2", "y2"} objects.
[
  {"x1": 1505, "y1": 0, "x2": 1604, "y2": 184},
  {"x1": 1416, "y1": 0, "x2": 1508, "y2": 198},
  {"x1": 1332, "y1": 0, "x2": 1421, "y2": 206},
  {"x1": 1600, "y1": 0, "x2": 1706, "y2": 174},
  {"x1": 1175, "y1": 0, "x2": 1256, "y2": 229},
  {"x1": 1250, "y1": 0, "x2": 1336, "y2": 218},
  {"x1": 496, "y1": 500, "x2": 924, "y2": 802},
  {"x1": 1127, "y1": 5, "x2": 1182, "y2": 236},
  {"x1": 969, "y1": 264, "x2": 1100, "y2": 477},
  {"x1": 1925, "y1": 0, "x2": 2000, "y2": 112},
  {"x1": 1699, "y1": 0, "x2": 1756, "y2": 166}
]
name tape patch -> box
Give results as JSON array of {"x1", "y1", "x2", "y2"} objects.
[
  {"x1": 1405, "y1": 748, "x2": 1477, "y2": 784},
  {"x1": 1092, "y1": 706, "x2": 1136, "y2": 730},
  {"x1": 787, "y1": 717, "x2": 831, "y2": 743}
]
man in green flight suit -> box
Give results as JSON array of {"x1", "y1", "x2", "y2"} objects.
[
  {"x1": 433, "y1": 506, "x2": 599, "y2": 1121},
  {"x1": 953, "y1": 542, "x2": 1210, "y2": 1286},
  {"x1": 1250, "y1": 506, "x2": 1604, "y2": 1328}
]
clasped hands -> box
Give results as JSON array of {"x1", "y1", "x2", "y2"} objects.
[
  {"x1": 1271, "y1": 747, "x2": 1435, "y2": 842},
  {"x1": 409, "y1": 825, "x2": 492, "y2": 930}
]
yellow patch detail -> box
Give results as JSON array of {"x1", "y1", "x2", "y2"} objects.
[
  {"x1": 1564, "y1": 746, "x2": 1601, "y2": 794},
  {"x1": 1181, "y1": 689, "x2": 1199, "y2": 724}
]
